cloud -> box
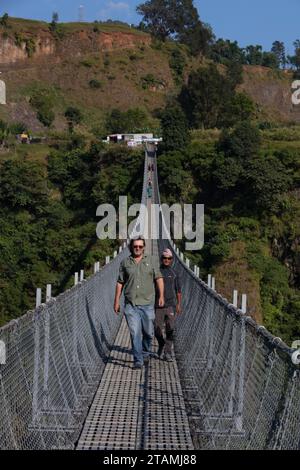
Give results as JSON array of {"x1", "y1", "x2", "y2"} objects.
[
  {"x1": 106, "y1": 1, "x2": 130, "y2": 10},
  {"x1": 98, "y1": 1, "x2": 131, "y2": 21}
]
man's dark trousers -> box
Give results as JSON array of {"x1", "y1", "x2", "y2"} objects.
[{"x1": 155, "y1": 307, "x2": 176, "y2": 355}]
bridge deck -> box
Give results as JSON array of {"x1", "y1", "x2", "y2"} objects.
[{"x1": 76, "y1": 318, "x2": 194, "y2": 450}]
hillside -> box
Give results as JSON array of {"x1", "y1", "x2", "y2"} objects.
[
  {"x1": 0, "y1": 18, "x2": 299, "y2": 344},
  {"x1": 0, "y1": 17, "x2": 298, "y2": 133}
]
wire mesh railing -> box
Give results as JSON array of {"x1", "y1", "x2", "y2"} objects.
[
  {"x1": 153, "y1": 148, "x2": 300, "y2": 450},
  {"x1": 0, "y1": 147, "x2": 299, "y2": 450}
]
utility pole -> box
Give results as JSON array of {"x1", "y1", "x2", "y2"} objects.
[{"x1": 78, "y1": 5, "x2": 84, "y2": 22}]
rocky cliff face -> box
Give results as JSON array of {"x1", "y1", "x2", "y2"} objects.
[
  {"x1": 239, "y1": 65, "x2": 297, "y2": 123},
  {"x1": 0, "y1": 29, "x2": 151, "y2": 66},
  {"x1": 0, "y1": 33, "x2": 55, "y2": 64}
]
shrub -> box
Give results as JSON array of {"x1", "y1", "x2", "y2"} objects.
[
  {"x1": 30, "y1": 88, "x2": 56, "y2": 127},
  {"x1": 89, "y1": 79, "x2": 102, "y2": 89},
  {"x1": 25, "y1": 38, "x2": 36, "y2": 58}
]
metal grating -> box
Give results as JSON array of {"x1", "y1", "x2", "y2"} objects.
[
  {"x1": 144, "y1": 352, "x2": 194, "y2": 450},
  {"x1": 76, "y1": 316, "x2": 194, "y2": 450}
]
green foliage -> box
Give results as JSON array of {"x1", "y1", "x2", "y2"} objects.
[
  {"x1": 80, "y1": 56, "x2": 99, "y2": 67},
  {"x1": 9, "y1": 122, "x2": 27, "y2": 134},
  {"x1": 157, "y1": 150, "x2": 196, "y2": 204},
  {"x1": 220, "y1": 93, "x2": 256, "y2": 128},
  {"x1": 25, "y1": 38, "x2": 36, "y2": 57},
  {"x1": 140, "y1": 73, "x2": 165, "y2": 89},
  {"x1": 136, "y1": 0, "x2": 212, "y2": 54},
  {"x1": 271, "y1": 41, "x2": 286, "y2": 68},
  {"x1": 209, "y1": 39, "x2": 246, "y2": 65},
  {"x1": 37, "y1": 107, "x2": 55, "y2": 127},
  {"x1": 261, "y1": 51, "x2": 278, "y2": 68},
  {"x1": 0, "y1": 13, "x2": 9, "y2": 27},
  {"x1": 169, "y1": 48, "x2": 186, "y2": 85},
  {"x1": 246, "y1": 240, "x2": 299, "y2": 343},
  {"x1": 179, "y1": 63, "x2": 255, "y2": 129},
  {"x1": 0, "y1": 160, "x2": 48, "y2": 212},
  {"x1": 179, "y1": 64, "x2": 225, "y2": 128},
  {"x1": 244, "y1": 156, "x2": 292, "y2": 213},
  {"x1": 105, "y1": 108, "x2": 149, "y2": 133},
  {"x1": 0, "y1": 141, "x2": 144, "y2": 324},
  {"x1": 49, "y1": 12, "x2": 59, "y2": 33},
  {"x1": 29, "y1": 87, "x2": 56, "y2": 127},
  {"x1": 160, "y1": 104, "x2": 190, "y2": 151},
  {"x1": 14, "y1": 32, "x2": 25, "y2": 48},
  {"x1": 89, "y1": 79, "x2": 102, "y2": 89},
  {"x1": 64, "y1": 106, "x2": 83, "y2": 133},
  {"x1": 217, "y1": 121, "x2": 261, "y2": 160}
]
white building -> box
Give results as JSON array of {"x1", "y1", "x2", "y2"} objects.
[{"x1": 104, "y1": 133, "x2": 162, "y2": 146}]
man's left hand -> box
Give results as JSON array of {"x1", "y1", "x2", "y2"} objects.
[
  {"x1": 158, "y1": 297, "x2": 164, "y2": 307},
  {"x1": 176, "y1": 304, "x2": 182, "y2": 315}
]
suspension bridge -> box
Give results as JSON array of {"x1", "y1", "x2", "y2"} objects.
[{"x1": 0, "y1": 146, "x2": 300, "y2": 450}]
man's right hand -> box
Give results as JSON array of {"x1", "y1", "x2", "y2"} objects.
[{"x1": 114, "y1": 300, "x2": 120, "y2": 314}]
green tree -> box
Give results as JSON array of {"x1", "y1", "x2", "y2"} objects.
[
  {"x1": 245, "y1": 45, "x2": 263, "y2": 65},
  {"x1": 64, "y1": 106, "x2": 83, "y2": 133},
  {"x1": 179, "y1": 64, "x2": 227, "y2": 128},
  {"x1": 174, "y1": 0, "x2": 213, "y2": 55},
  {"x1": 50, "y1": 11, "x2": 59, "y2": 32},
  {"x1": 220, "y1": 92, "x2": 256, "y2": 128},
  {"x1": 30, "y1": 88, "x2": 55, "y2": 127},
  {"x1": 218, "y1": 121, "x2": 261, "y2": 160},
  {"x1": 136, "y1": 0, "x2": 175, "y2": 41},
  {"x1": 0, "y1": 160, "x2": 48, "y2": 212},
  {"x1": 0, "y1": 13, "x2": 9, "y2": 27},
  {"x1": 288, "y1": 40, "x2": 300, "y2": 71},
  {"x1": 160, "y1": 104, "x2": 189, "y2": 151},
  {"x1": 169, "y1": 47, "x2": 186, "y2": 85},
  {"x1": 271, "y1": 41, "x2": 286, "y2": 68},
  {"x1": 212, "y1": 121, "x2": 261, "y2": 195},
  {"x1": 105, "y1": 108, "x2": 148, "y2": 133},
  {"x1": 245, "y1": 156, "x2": 292, "y2": 213},
  {"x1": 209, "y1": 38, "x2": 246, "y2": 65},
  {"x1": 136, "y1": 0, "x2": 212, "y2": 54},
  {"x1": 261, "y1": 51, "x2": 278, "y2": 68}
]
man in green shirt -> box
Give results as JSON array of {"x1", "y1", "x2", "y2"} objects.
[{"x1": 114, "y1": 237, "x2": 164, "y2": 369}]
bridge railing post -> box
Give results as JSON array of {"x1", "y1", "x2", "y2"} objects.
[
  {"x1": 36, "y1": 288, "x2": 42, "y2": 308},
  {"x1": 43, "y1": 284, "x2": 52, "y2": 410},
  {"x1": 236, "y1": 294, "x2": 247, "y2": 432}
]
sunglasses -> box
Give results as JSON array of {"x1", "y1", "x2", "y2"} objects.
[
  {"x1": 133, "y1": 245, "x2": 144, "y2": 249},
  {"x1": 162, "y1": 256, "x2": 172, "y2": 260}
]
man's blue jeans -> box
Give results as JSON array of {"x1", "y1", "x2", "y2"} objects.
[{"x1": 124, "y1": 302, "x2": 155, "y2": 364}]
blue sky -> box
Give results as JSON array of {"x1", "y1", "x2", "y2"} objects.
[{"x1": 1, "y1": 1, "x2": 299, "y2": 54}]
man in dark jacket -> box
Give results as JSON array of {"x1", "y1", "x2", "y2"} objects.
[{"x1": 155, "y1": 248, "x2": 182, "y2": 362}]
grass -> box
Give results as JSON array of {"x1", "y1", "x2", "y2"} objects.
[
  {"x1": 191, "y1": 128, "x2": 221, "y2": 143},
  {"x1": 0, "y1": 143, "x2": 50, "y2": 166},
  {"x1": 260, "y1": 125, "x2": 300, "y2": 141}
]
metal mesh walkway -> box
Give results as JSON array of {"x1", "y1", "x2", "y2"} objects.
[
  {"x1": 0, "y1": 147, "x2": 300, "y2": 450},
  {"x1": 76, "y1": 318, "x2": 193, "y2": 450}
]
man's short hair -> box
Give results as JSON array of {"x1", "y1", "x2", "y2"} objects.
[{"x1": 129, "y1": 236, "x2": 146, "y2": 254}]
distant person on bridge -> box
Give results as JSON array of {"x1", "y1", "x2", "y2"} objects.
[
  {"x1": 155, "y1": 248, "x2": 182, "y2": 362},
  {"x1": 114, "y1": 236, "x2": 164, "y2": 369}
]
